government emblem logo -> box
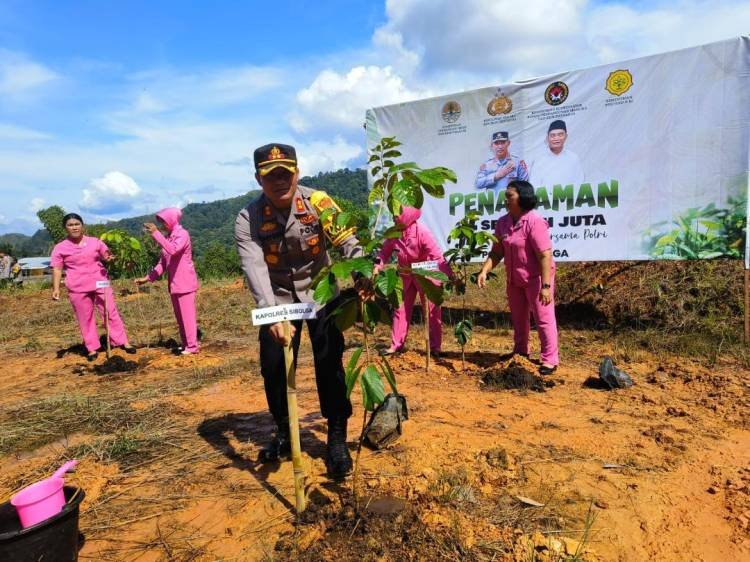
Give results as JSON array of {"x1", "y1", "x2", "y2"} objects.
[
  {"x1": 268, "y1": 146, "x2": 285, "y2": 160},
  {"x1": 605, "y1": 69, "x2": 633, "y2": 96},
  {"x1": 487, "y1": 90, "x2": 513, "y2": 115},
  {"x1": 545, "y1": 81, "x2": 569, "y2": 106},
  {"x1": 441, "y1": 101, "x2": 462, "y2": 123}
]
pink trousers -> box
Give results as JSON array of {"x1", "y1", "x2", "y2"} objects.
[
  {"x1": 507, "y1": 276, "x2": 559, "y2": 366},
  {"x1": 171, "y1": 292, "x2": 199, "y2": 353},
  {"x1": 68, "y1": 288, "x2": 129, "y2": 353},
  {"x1": 391, "y1": 277, "x2": 442, "y2": 352}
]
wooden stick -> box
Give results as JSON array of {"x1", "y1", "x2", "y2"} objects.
[
  {"x1": 745, "y1": 268, "x2": 749, "y2": 345},
  {"x1": 424, "y1": 297, "x2": 430, "y2": 371},
  {"x1": 283, "y1": 320, "x2": 306, "y2": 514},
  {"x1": 104, "y1": 288, "x2": 111, "y2": 359}
]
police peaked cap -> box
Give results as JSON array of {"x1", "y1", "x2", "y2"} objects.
[{"x1": 254, "y1": 143, "x2": 298, "y2": 176}]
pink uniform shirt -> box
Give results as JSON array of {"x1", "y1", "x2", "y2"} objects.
[
  {"x1": 50, "y1": 236, "x2": 111, "y2": 293},
  {"x1": 492, "y1": 210, "x2": 554, "y2": 287},
  {"x1": 147, "y1": 208, "x2": 199, "y2": 295},
  {"x1": 378, "y1": 207, "x2": 453, "y2": 279}
]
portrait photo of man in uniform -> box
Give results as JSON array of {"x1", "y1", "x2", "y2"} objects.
[
  {"x1": 529, "y1": 119, "x2": 585, "y2": 188},
  {"x1": 474, "y1": 131, "x2": 528, "y2": 194},
  {"x1": 234, "y1": 143, "x2": 372, "y2": 479}
]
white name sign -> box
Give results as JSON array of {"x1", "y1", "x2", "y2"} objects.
[
  {"x1": 411, "y1": 260, "x2": 439, "y2": 271},
  {"x1": 95, "y1": 280, "x2": 111, "y2": 289},
  {"x1": 252, "y1": 302, "x2": 318, "y2": 326}
]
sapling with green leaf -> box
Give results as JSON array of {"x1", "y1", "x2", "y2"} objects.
[
  {"x1": 100, "y1": 229, "x2": 147, "y2": 278},
  {"x1": 312, "y1": 136, "x2": 455, "y2": 506},
  {"x1": 443, "y1": 212, "x2": 498, "y2": 369}
]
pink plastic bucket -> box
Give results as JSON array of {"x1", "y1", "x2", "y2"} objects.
[{"x1": 10, "y1": 477, "x2": 65, "y2": 529}]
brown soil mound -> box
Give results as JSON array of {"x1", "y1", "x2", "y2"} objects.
[{"x1": 479, "y1": 360, "x2": 552, "y2": 393}]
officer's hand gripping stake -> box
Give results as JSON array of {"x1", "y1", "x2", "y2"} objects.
[{"x1": 283, "y1": 320, "x2": 307, "y2": 514}]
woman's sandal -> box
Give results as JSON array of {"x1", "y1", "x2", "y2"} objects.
[
  {"x1": 538, "y1": 364, "x2": 557, "y2": 376},
  {"x1": 121, "y1": 345, "x2": 137, "y2": 354},
  {"x1": 86, "y1": 351, "x2": 99, "y2": 362}
]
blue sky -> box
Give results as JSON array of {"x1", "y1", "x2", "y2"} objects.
[{"x1": 1, "y1": 0, "x2": 747, "y2": 235}]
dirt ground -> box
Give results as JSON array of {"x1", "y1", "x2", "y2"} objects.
[{"x1": 0, "y1": 276, "x2": 748, "y2": 561}]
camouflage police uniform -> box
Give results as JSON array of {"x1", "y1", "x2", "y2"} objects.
[{"x1": 234, "y1": 143, "x2": 362, "y2": 476}]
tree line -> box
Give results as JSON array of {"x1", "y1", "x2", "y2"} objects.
[{"x1": 1, "y1": 168, "x2": 367, "y2": 280}]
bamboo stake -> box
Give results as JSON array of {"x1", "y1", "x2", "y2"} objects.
[
  {"x1": 104, "y1": 288, "x2": 111, "y2": 359},
  {"x1": 424, "y1": 297, "x2": 430, "y2": 371},
  {"x1": 744, "y1": 268, "x2": 749, "y2": 345},
  {"x1": 283, "y1": 320, "x2": 306, "y2": 514}
]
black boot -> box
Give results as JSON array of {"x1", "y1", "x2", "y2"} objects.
[
  {"x1": 325, "y1": 417, "x2": 352, "y2": 478},
  {"x1": 258, "y1": 421, "x2": 291, "y2": 463}
]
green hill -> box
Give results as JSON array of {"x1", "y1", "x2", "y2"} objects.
[{"x1": 0, "y1": 168, "x2": 368, "y2": 258}]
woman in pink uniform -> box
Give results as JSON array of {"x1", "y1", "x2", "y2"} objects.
[
  {"x1": 477, "y1": 180, "x2": 559, "y2": 375},
  {"x1": 375, "y1": 207, "x2": 454, "y2": 357},
  {"x1": 136, "y1": 208, "x2": 200, "y2": 355},
  {"x1": 51, "y1": 213, "x2": 136, "y2": 361}
]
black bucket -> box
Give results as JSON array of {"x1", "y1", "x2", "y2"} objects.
[{"x1": 0, "y1": 486, "x2": 85, "y2": 562}]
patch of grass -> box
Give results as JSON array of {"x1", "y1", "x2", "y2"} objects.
[
  {"x1": 0, "y1": 393, "x2": 163, "y2": 455},
  {"x1": 429, "y1": 466, "x2": 475, "y2": 504},
  {"x1": 67, "y1": 426, "x2": 171, "y2": 468}
]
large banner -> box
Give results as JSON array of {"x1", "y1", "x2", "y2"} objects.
[{"x1": 366, "y1": 37, "x2": 750, "y2": 264}]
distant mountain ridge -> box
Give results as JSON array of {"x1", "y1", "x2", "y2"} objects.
[{"x1": 0, "y1": 168, "x2": 368, "y2": 257}]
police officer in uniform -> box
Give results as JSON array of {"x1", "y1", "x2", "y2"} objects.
[
  {"x1": 235, "y1": 143, "x2": 367, "y2": 478},
  {"x1": 475, "y1": 131, "x2": 529, "y2": 193}
]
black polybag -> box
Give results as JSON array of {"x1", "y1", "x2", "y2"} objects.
[
  {"x1": 363, "y1": 393, "x2": 409, "y2": 449},
  {"x1": 599, "y1": 356, "x2": 634, "y2": 389}
]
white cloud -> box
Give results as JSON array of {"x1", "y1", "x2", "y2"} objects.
[
  {"x1": 0, "y1": 215, "x2": 41, "y2": 236},
  {"x1": 29, "y1": 197, "x2": 45, "y2": 212},
  {"x1": 2, "y1": 0, "x2": 747, "y2": 232},
  {"x1": 0, "y1": 49, "x2": 59, "y2": 97},
  {"x1": 0, "y1": 123, "x2": 52, "y2": 141},
  {"x1": 292, "y1": 65, "x2": 429, "y2": 134},
  {"x1": 586, "y1": 1, "x2": 750, "y2": 63},
  {"x1": 123, "y1": 65, "x2": 286, "y2": 116},
  {"x1": 80, "y1": 171, "x2": 142, "y2": 214},
  {"x1": 376, "y1": 0, "x2": 587, "y2": 79},
  {"x1": 297, "y1": 137, "x2": 364, "y2": 175},
  {"x1": 288, "y1": 0, "x2": 750, "y2": 141}
]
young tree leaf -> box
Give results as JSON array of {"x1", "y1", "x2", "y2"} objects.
[
  {"x1": 375, "y1": 267, "x2": 399, "y2": 296},
  {"x1": 363, "y1": 300, "x2": 381, "y2": 328},
  {"x1": 313, "y1": 272, "x2": 337, "y2": 304},
  {"x1": 454, "y1": 320, "x2": 473, "y2": 346},
  {"x1": 382, "y1": 224, "x2": 405, "y2": 239},
  {"x1": 345, "y1": 364, "x2": 362, "y2": 399},
  {"x1": 414, "y1": 275, "x2": 445, "y2": 306},
  {"x1": 360, "y1": 365, "x2": 386, "y2": 411},
  {"x1": 335, "y1": 211, "x2": 352, "y2": 228},
  {"x1": 349, "y1": 257, "x2": 374, "y2": 278},
  {"x1": 344, "y1": 347, "x2": 364, "y2": 398},
  {"x1": 412, "y1": 268, "x2": 449, "y2": 282},
  {"x1": 392, "y1": 178, "x2": 425, "y2": 211},
  {"x1": 334, "y1": 297, "x2": 359, "y2": 332},
  {"x1": 380, "y1": 358, "x2": 398, "y2": 394},
  {"x1": 331, "y1": 260, "x2": 355, "y2": 279}
]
